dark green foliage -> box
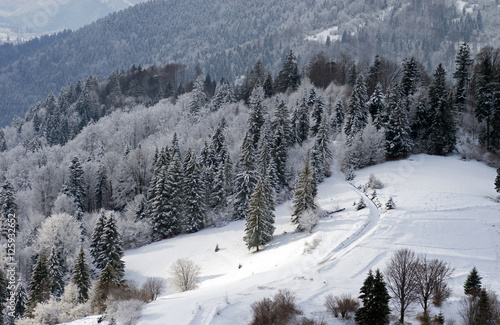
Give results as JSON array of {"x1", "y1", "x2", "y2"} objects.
[
  {"x1": 93, "y1": 261, "x2": 123, "y2": 313},
  {"x1": 368, "y1": 83, "x2": 385, "y2": 130},
  {"x1": 475, "y1": 289, "x2": 494, "y2": 325},
  {"x1": 276, "y1": 50, "x2": 300, "y2": 94},
  {"x1": 248, "y1": 87, "x2": 266, "y2": 147},
  {"x1": 183, "y1": 155, "x2": 205, "y2": 233},
  {"x1": 291, "y1": 157, "x2": 317, "y2": 225},
  {"x1": 243, "y1": 175, "x2": 275, "y2": 251},
  {"x1": 48, "y1": 246, "x2": 65, "y2": 298},
  {"x1": 311, "y1": 95, "x2": 325, "y2": 136},
  {"x1": 385, "y1": 85, "x2": 413, "y2": 159},
  {"x1": 95, "y1": 163, "x2": 110, "y2": 211},
  {"x1": 72, "y1": 246, "x2": 91, "y2": 303},
  {"x1": 99, "y1": 214, "x2": 125, "y2": 281},
  {"x1": 27, "y1": 253, "x2": 51, "y2": 314},
  {"x1": 355, "y1": 269, "x2": 391, "y2": 325},
  {"x1": 345, "y1": 75, "x2": 368, "y2": 143},
  {"x1": 401, "y1": 57, "x2": 420, "y2": 98},
  {"x1": 90, "y1": 212, "x2": 107, "y2": 269},
  {"x1": 332, "y1": 99, "x2": 345, "y2": 134},
  {"x1": 62, "y1": 157, "x2": 86, "y2": 217},
  {"x1": 453, "y1": 42, "x2": 473, "y2": 110},
  {"x1": 14, "y1": 283, "x2": 27, "y2": 319},
  {"x1": 233, "y1": 132, "x2": 258, "y2": 220},
  {"x1": 311, "y1": 113, "x2": 333, "y2": 182},
  {"x1": 293, "y1": 100, "x2": 310, "y2": 145},
  {"x1": 464, "y1": 267, "x2": 482, "y2": 297}
]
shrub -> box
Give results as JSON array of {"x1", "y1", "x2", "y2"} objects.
[
  {"x1": 385, "y1": 197, "x2": 396, "y2": 210},
  {"x1": 170, "y1": 258, "x2": 201, "y2": 292},
  {"x1": 140, "y1": 277, "x2": 166, "y2": 302},
  {"x1": 367, "y1": 174, "x2": 383, "y2": 189},
  {"x1": 355, "y1": 198, "x2": 366, "y2": 210},
  {"x1": 251, "y1": 289, "x2": 302, "y2": 325},
  {"x1": 106, "y1": 299, "x2": 145, "y2": 325},
  {"x1": 324, "y1": 293, "x2": 359, "y2": 319},
  {"x1": 298, "y1": 209, "x2": 319, "y2": 233}
]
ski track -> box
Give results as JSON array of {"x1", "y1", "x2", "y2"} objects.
[{"x1": 317, "y1": 182, "x2": 381, "y2": 272}]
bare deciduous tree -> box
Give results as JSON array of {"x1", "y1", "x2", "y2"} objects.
[
  {"x1": 324, "y1": 293, "x2": 359, "y2": 319},
  {"x1": 415, "y1": 256, "x2": 453, "y2": 324},
  {"x1": 385, "y1": 248, "x2": 420, "y2": 324},
  {"x1": 141, "y1": 277, "x2": 166, "y2": 302},
  {"x1": 169, "y1": 258, "x2": 201, "y2": 292}
]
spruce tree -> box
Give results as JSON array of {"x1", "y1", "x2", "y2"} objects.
[
  {"x1": 355, "y1": 269, "x2": 391, "y2": 325},
  {"x1": 189, "y1": 75, "x2": 207, "y2": 114},
  {"x1": 385, "y1": 85, "x2": 413, "y2": 159},
  {"x1": 311, "y1": 113, "x2": 333, "y2": 182},
  {"x1": 291, "y1": 157, "x2": 317, "y2": 226},
  {"x1": 93, "y1": 261, "x2": 122, "y2": 313},
  {"x1": 344, "y1": 75, "x2": 368, "y2": 143},
  {"x1": 367, "y1": 83, "x2": 386, "y2": 130},
  {"x1": 464, "y1": 267, "x2": 482, "y2": 297},
  {"x1": 233, "y1": 132, "x2": 258, "y2": 220},
  {"x1": 62, "y1": 157, "x2": 86, "y2": 217},
  {"x1": 94, "y1": 163, "x2": 109, "y2": 211},
  {"x1": 71, "y1": 246, "x2": 91, "y2": 303},
  {"x1": 475, "y1": 289, "x2": 494, "y2": 325},
  {"x1": 27, "y1": 253, "x2": 51, "y2": 314},
  {"x1": 311, "y1": 95, "x2": 325, "y2": 136},
  {"x1": 48, "y1": 246, "x2": 65, "y2": 298},
  {"x1": 272, "y1": 100, "x2": 292, "y2": 147},
  {"x1": 276, "y1": 50, "x2": 300, "y2": 93},
  {"x1": 183, "y1": 155, "x2": 205, "y2": 233},
  {"x1": 243, "y1": 175, "x2": 275, "y2": 252},
  {"x1": 248, "y1": 87, "x2": 266, "y2": 147},
  {"x1": 453, "y1": 42, "x2": 473, "y2": 110},
  {"x1": 0, "y1": 130, "x2": 7, "y2": 152},
  {"x1": 495, "y1": 167, "x2": 500, "y2": 193},
  {"x1": 271, "y1": 121, "x2": 288, "y2": 190},
  {"x1": 90, "y1": 212, "x2": 107, "y2": 269},
  {"x1": 332, "y1": 99, "x2": 345, "y2": 134},
  {"x1": 401, "y1": 57, "x2": 420, "y2": 98},
  {"x1": 99, "y1": 214, "x2": 125, "y2": 281},
  {"x1": 161, "y1": 156, "x2": 184, "y2": 237},
  {"x1": 0, "y1": 181, "x2": 17, "y2": 239},
  {"x1": 295, "y1": 100, "x2": 310, "y2": 145},
  {"x1": 14, "y1": 283, "x2": 27, "y2": 319}
]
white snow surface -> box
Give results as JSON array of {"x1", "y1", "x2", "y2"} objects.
[
  {"x1": 75, "y1": 155, "x2": 500, "y2": 324},
  {"x1": 456, "y1": 0, "x2": 475, "y2": 14},
  {"x1": 305, "y1": 26, "x2": 340, "y2": 44}
]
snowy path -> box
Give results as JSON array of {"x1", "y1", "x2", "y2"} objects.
[{"x1": 317, "y1": 181, "x2": 381, "y2": 272}]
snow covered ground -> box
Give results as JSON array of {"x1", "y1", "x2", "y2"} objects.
[
  {"x1": 305, "y1": 26, "x2": 340, "y2": 44},
  {"x1": 75, "y1": 154, "x2": 500, "y2": 324}
]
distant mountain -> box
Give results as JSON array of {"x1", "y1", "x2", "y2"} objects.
[{"x1": 0, "y1": 0, "x2": 498, "y2": 126}]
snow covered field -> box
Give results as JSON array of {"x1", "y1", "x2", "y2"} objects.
[{"x1": 103, "y1": 155, "x2": 499, "y2": 324}]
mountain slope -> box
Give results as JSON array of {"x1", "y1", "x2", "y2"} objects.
[{"x1": 122, "y1": 155, "x2": 500, "y2": 324}]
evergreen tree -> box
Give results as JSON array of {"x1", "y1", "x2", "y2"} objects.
[
  {"x1": 464, "y1": 267, "x2": 482, "y2": 297},
  {"x1": 495, "y1": 167, "x2": 500, "y2": 193},
  {"x1": 44, "y1": 93, "x2": 63, "y2": 146},
  {"x1": 385, "y1": 85, "x2": 413, "y2": 159},
  {"x1": 183, "y1": 155, "x2": 205, "y2": 233},
  {"x1": 332, "y1": 99, "x2": 345, "y2": 134},
  {"x1": 248, "y1": 87, "x2": 266, "y2": 147},
  {"x1": 272, "y1": 100, "x2": 292, "y2": 147},
  {"x1": 263, "y1": 72, "x2": 274, "y2": 98},
  {"x1": 355, "y1": 269, "x2": 391, "y2": 325},
  {"x1": 453, "y1": 42, "x2": 473, "y2": 110},
  {"x1": 276, "y1": 50, "x2": 300, "y2": 93},
  {"x1": 344, "y1": 75, "x2": 368, "y2": 143},
  {"x1": 0, "y1": 181, "x2": 17, "y2": 239},
  {"x1": 271, "y1": 120, "x2": 289, "y2": 190},
  {"x1": 401, "y1": 57, "x2": 420, "y2": 98},
  {"x1": 291, "y1": 156, "x2": 317, "y2": 226},
  {"x1": 311, "y1": 113, "x2": 333, "y2": 182},
  {"x1": 160, "y1": 156, "x2": 184, "y2": 237},
  {"x1": 47, "y1": 246, "x2": 65, "y2": 298},
  {"x1": 93, "y1": 261, "x2": 122, "y2": 313},
  {"x1": 99, "y1": 214, "x2": 125, "y2": 281},
  {"x1": 14, "y1": 283, "x2": 27, "y2": 319},
  {"x1": 311, "y1": 95, "x2": 325, "y2": 136},
  {"x1": 0, "y1": 130, "x2": 7, "y2": 152},
  {"x1": 211, "y1": 79, "x2": 236, "y2": 111},
  {"x1": 62, "y1": 157, "x2": 86, "y2": 217},
  {"x1": 189, "y1": 75, "x2": 207, "y2": 114},
  {"x1": 27, "y1": 253, "x2": 51, "y2": 314},
  {"x1": 90, "y1": 212, "x2": 106, "y2": 269},
  {"x1": 71, "y1": 246, "x2": 91, "y2": 303},
  {"x1": 367, "y1": 83, "x2": 385, "y2": 129},
  {"x1": 233, "y1": 132, "x2": 258, "y2": 220},
  {"x1": 295, "y1": 100, "x2": 310, "y2": 145},
  {"x1": 243, "y1": 175, "x2": 275, "y2": 252},
  {"x1": 94, "y1": 163, "x2": 109, "y2": 211},
  {"x1": 75, "y1": 82, "x2": 98, "y2": 130},
  {"x1": 475, "y1": 289, "x2": 493, "y2": 325},
  {"x1": 429, "y1": 65, "x2": 456, "y2": 155}
]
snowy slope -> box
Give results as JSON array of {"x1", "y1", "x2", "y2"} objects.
[{"x1": 118, "y1": 155, "x2": 500, "y2": 324}]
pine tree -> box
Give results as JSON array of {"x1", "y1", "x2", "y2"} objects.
[
  {"x1": 311, "y1": 113, "x2": 333, "y2": 182},
  {"x1": 90, "y1": 212, "x2": 107, "y2": 269},
  {"x1": 401, "y1": 57, "x2": 420, "y2": 98},
  {"x1": 291, "y1": 157, "x2": 317, "y2": 226},
  {"x1": 233, "y1": 132, "x2": 258, "y2": 220},
  {"x1": 45, "y1": 93, "x2": 63, "y2": 146},
  {"x1": 385, "y1": 85, "x2": 413, "y2": 159},
  {"x1": 429, "y1": 65, "x2": 456, "y2": 155},
  {"x1": 62, "y1": 157, "x2": 86, "y2": 217},
  {"x1": 367, "y1": 83, "x2": 386, "y2": 129},
  {"x1": 14, "y1": 283, "x2": 27, "y2": 319},
  {"x1": 243, "y1": 175, "x2": 275, "y2": 252},
  {"x1": 93, "y1": 261, "x2": 122, "y2": 313},
  {"x1": 475, "y1": 289, "x2": 493, "y2": 325},
  {"x1": 94, "y1": 163, "x2": 109, "y2": 211},
  {"x1": 189, "y1": 75, "x2": 207, "y2": 114},
  {"x1": 48, "y1": 246, "x2": 65, "y2": 298},
  {"x1": 344, "y1": 75, "x2": 368, "y2": 143},
  {"x1": 211, "y1": 79, "x2": 236, "y2": 111},
  {"x1": 271, "y1": 120, "x2": 288, "y2": 190},
  {"x1": 355, "y1": 269, "x2": 391, "y2": 325},
  {"x1": 453, "y1": 42, "x2": 473, "y2": 110},
  {"x1": 248, "y1": 87, "x2": 266, "y2": 147},
  {"x1": 311, "y1": 95, "x2": 325, "y2": 136},
  {"x1": 0, "y1": 181, "x2": 17, "y2": 239},
  {"x1": 160, "y1": 156, "x2": 184, "y2": 237},
  {"x1": 332, "y1": 99, "x2": 345, "y2": 134},
  {"x1": 183, "y1": 155, "x2": 205, "y2": 233},
  {"x1": 99, "y1": 214, "x2": 125, "y2": 281},
  {"x1": 71, "y1": 246, "x2": 91, "y2": 303},
  {"x1": 27, "y1": 253, "x2": 51, "y2": 314},
  {"x1": 464, "y1": 267, "x2": 482, "y2": 297},
  {"x1": 276, "y1": 50, "x2": 300, "y2": 93},
  {"x1": 272, "y1": 100, "x2": 292, "y2": 147},
  {"x1": 263, "y1": 72, "x2": 274, "y2": 98},
  {"x1": 295, "y1": 100, "x2": 310, "y2": 145}
]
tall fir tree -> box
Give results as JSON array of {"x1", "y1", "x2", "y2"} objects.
[
  {"x1": 233, "y1": 132, "x2": 258, "y2": 220},
  {"x1": 94, "y1": 163, "x2": 110, "y2": 211},
  {"x1": 429, "y1": 65, "x2": 456, "y2": 155},
  {"x1": 295, "y1": 100, "x2": 310, "y2": 145},
  {"x1": 367, "y1": 83, "x2": 386, "y2": 130},
  {"x1": 401, "y1": 57, "x2": 420, "y2": 98},
  {"x1": 355, "y1": 269, "x2": 391, "y2": 325},
  {"x1": 99, "y1": 214, "x2": 125, "y2": 281},
  {"x1": 464, "y1": 267, "x2": 482, "y2": 297},
  {"x1": 160, "y1": 156, "x2": 184, "y2": 237},
  {"x1": 93, "y1": 261, "x2": 122, "y2": 313},
  {"x1": 385, "y1": 85, "x2": 413, "y2": 159},
  {"x1": 90, "y1": 212, "x2": 107, "y2": 269},
  {"x1": 272, "y1": 100, "x2": 292, "y2": 147},
  {"x1": 311, "y1": 95, "x2": 325, "y2": 136},
  {"x1": 344, "y1": 75, "x2": 368, "y2": 143},
  {"x1": 14, "y1": 283, "x2": 27, "y2": 320},
  {"x1": 27, "y1": 253, "x2": 51, "y2": 315},
  {"x1": 248, "y1": 86, "x2": 266, "y2": 148},
  {"x1": 62, "y1": 157, "x2": 86, "y2": 217},
  {"x1": 243, "y1": 175, "x2": 275, "y2": 252},
  {"x1": 183, "y1": 155, "x2": 205, "y2": 233},
  {"x1": 311, "y1": 113, "x2": 333, "y2": 182},
  {"x1": 332, "y1": 99, "x2": 345, "y2": 134},
  {"x1": 291, "y1": 156, "x2": 318, "y2": 225},
  {"x1": 71, "y1": 246, "x2": 91, "y2": 303},
  {"x1": 276, "y1": 50, "x2": 300, "y2": 93},
  {"x1": 271, "y1": 120, "x2": 289, "y2": 190},
  {"x1": 47, "y1": 246, "x2": 65, "y2": 298},
  {"x1": 189, "y1": 75, "x2": 207, "y2": 115},
  {"x1": 453, "y1": 42, "x2": 473, "y2": 111}
]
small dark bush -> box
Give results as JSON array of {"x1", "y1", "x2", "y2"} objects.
[{"x1": 251, "y1": 289, "x2": 303, "y2": 325}]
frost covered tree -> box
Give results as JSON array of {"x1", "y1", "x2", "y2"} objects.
[
  {"x1": 99, "y1": 214, "x2": 125, "y2": 281},
  {"x1": 401, "y1": 57, "x2": 420, "y2": 98},
  {"x1": 189, "y1": 75, "x2": 207, "y2": 114},
  {"x1": 62, "y1": 157, "x2": 86, "y2": 217},
  {"x1": 183, "y1": 155, "x2": 205, "y2": 233},
  {"x1": 90, "y1": 212, "x2": 106, "y2": 268},
  {"x1": 271, "y1": 118, "x2": 289, "y2": 190},
  {"x1": 294, "y1": 100, "x2": 310, "y2": 145},
  {"x1": 276, "y1": 50, "x2": 300, "y2": 93},
  {"x1": 169, "y1": 258, "x2": 201, "y2": 292},
  {"x1": 48, "y1": 246, "x2": 65, "y2": 298},
  {"x1": 385, "y1": 85, "x2": 413, "y2": 159},
  {"x1": 243, "y1": 175, "x2": 275, "y2": 252},
  {"x1": 367, "y1": 83, "x2": 385, "y2": 129},
  {"x1": 0, "y1": 269, "x2": 7, "y2": 324},
  {"x1": 272, "y1": 100, "x2": 292, "y2": 147},
  {"x1": 291, "y1": 156, "x2": 317, "y2": 228},
  {"x1": 248, "y1": 86, "x2": 266, "y2": 147},
  {"x1": 233, "y1": 132, "x2": 258, "y2": 220},
  {"x1": 332, "y1": 99, "x2": 345, "y2": 134},
  {"x1": 71, "y1": 246, "x2": 91, "y2": 303},
  {"x1": 211, "y1": 79, "x2": 235, "y2": 111},
  {"x1": 14, "y1": 283, "x2": 27, "y2": 319},
  {"x1": 311, "y1": 113, "x2": 333, "y2": 182},
  {"x1": 0, "y1": 181, "x2": 17, "y2": 239},
  {"x1": 94, "y1": 163, "x2": 110, "y2": 211},
  {"x1": 344, "y1": 75, "x2": 368, "y2": 143},
  {"x1": 453, "y1": 42, "x2": 473, "y2": 110}
]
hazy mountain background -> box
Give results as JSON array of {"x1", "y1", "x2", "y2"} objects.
[{"x1": 0, "y1": 0, "x2": 498, "y2": 126}]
